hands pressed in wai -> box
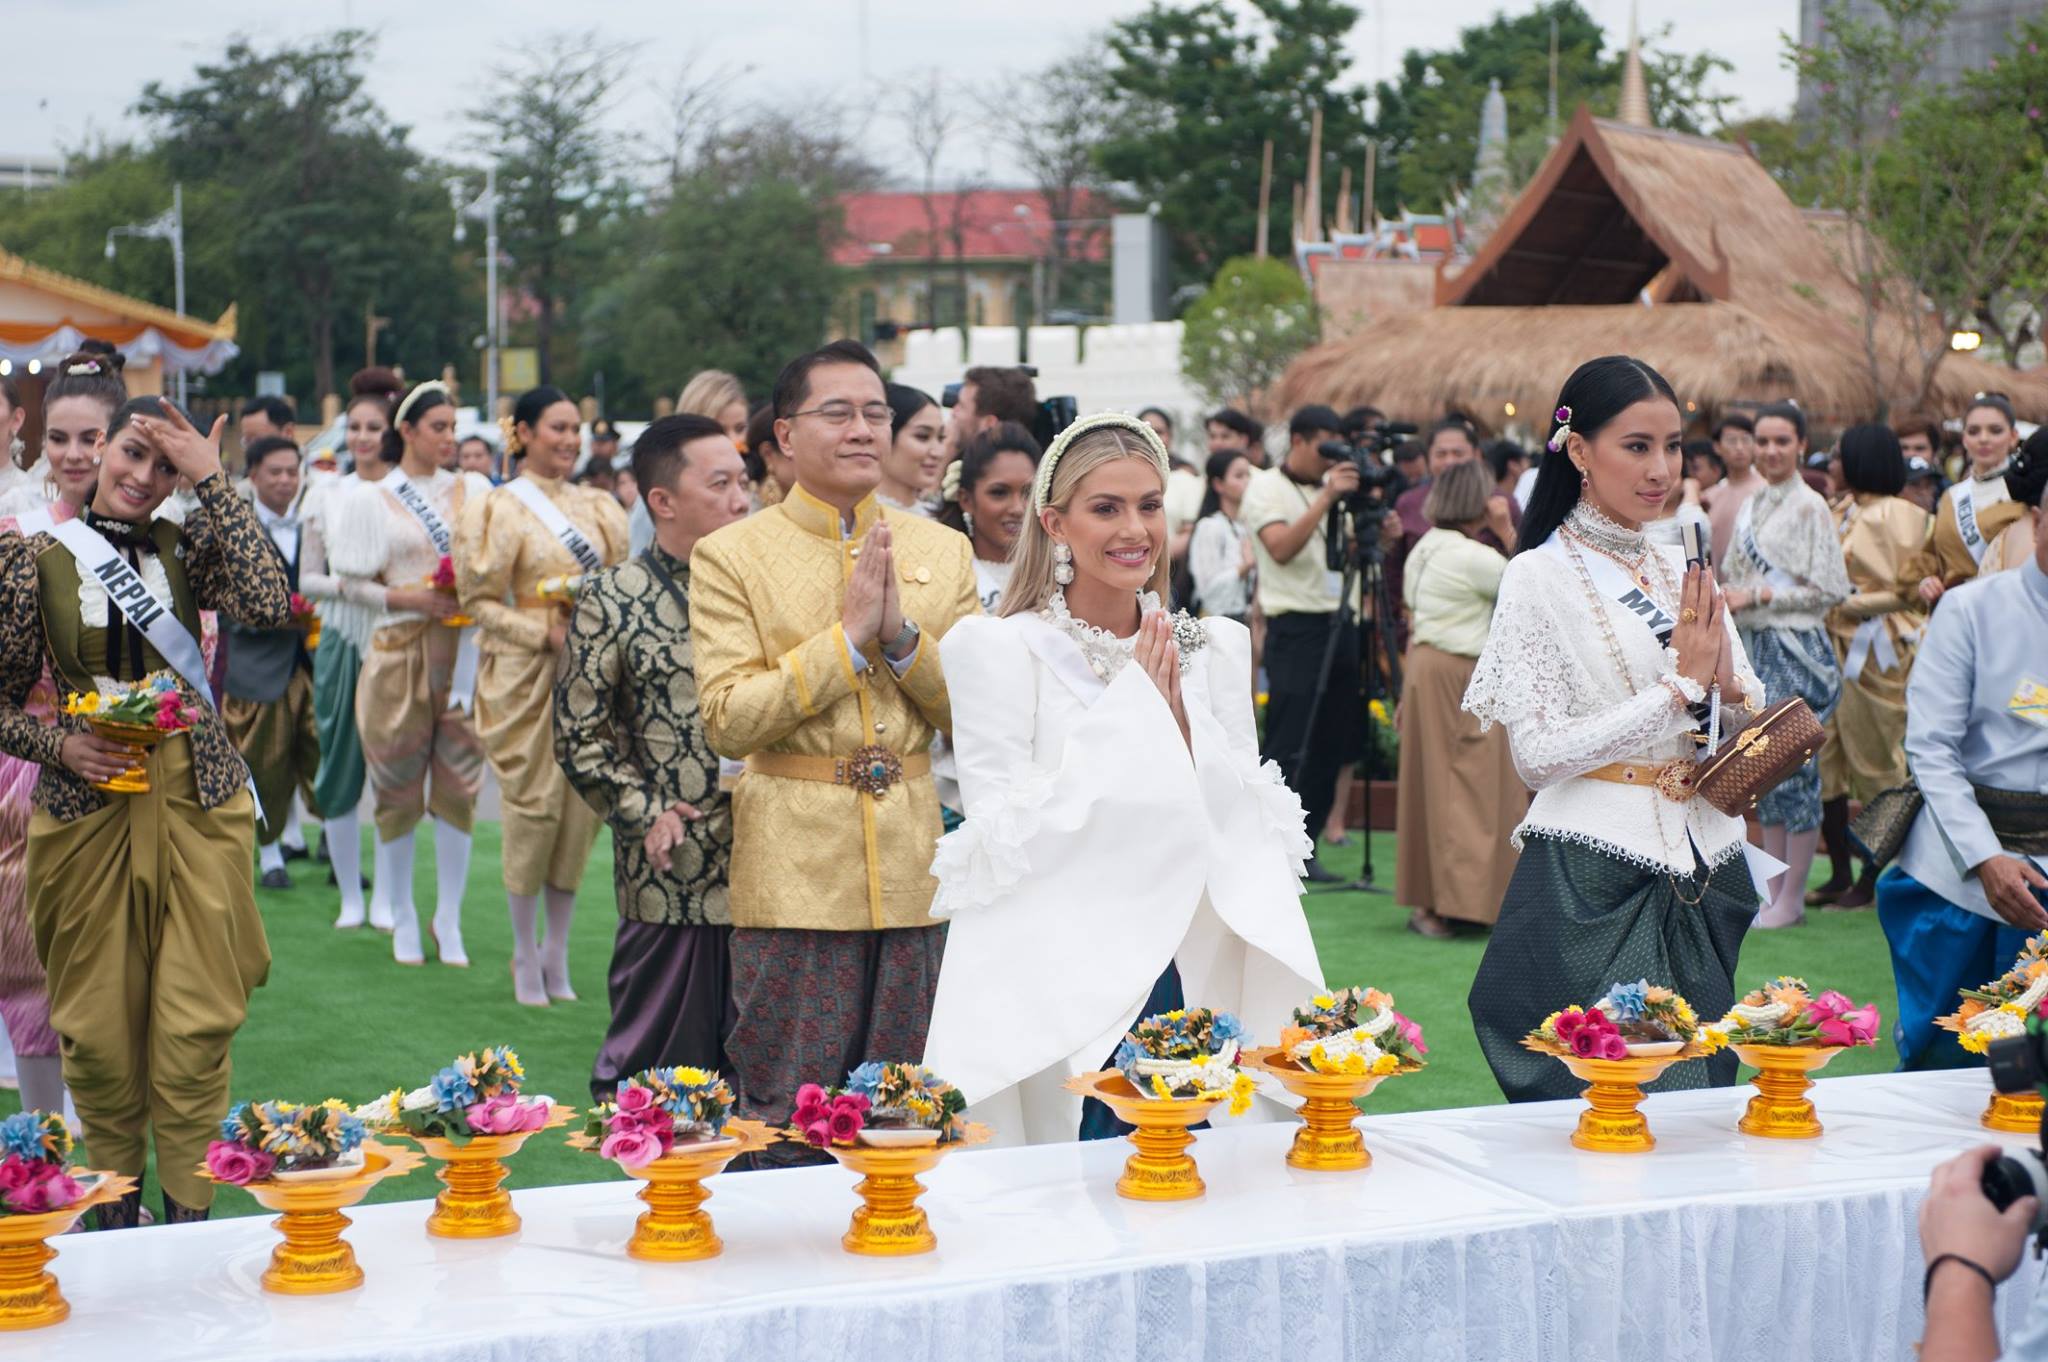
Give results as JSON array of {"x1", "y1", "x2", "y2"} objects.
[
  {"x1": 841, "y1": 522, "x2": 908, "y2": 656},
  {"x1": 1134, "y1": 611, "x2": 1191, "y2": 748}
]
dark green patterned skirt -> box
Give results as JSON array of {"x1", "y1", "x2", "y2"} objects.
[{"x1": 1468, "y1": 833, "x2": 1754, "y2": 1102}]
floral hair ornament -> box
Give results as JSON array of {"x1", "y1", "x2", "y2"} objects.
[
  {"x1": 1546, "y1": 406, "x2": 1574, "y2": 453},
  {"x1": 1031, "y1": 411, "x2": 1171, "y2": 513},
  {"x1": 394, "y1": 380, "x2": 449, "y2": 427},
  {"x1": 940, "y1": 457, "x2": 964, "y2": 504},
  {"x1": 64, "y1": 357, "x2": 111, "y2": 377}
]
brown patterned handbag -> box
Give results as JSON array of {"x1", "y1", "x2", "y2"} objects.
[{"x1": 1690, "y1": 697, "x2": 1827, "y2": 818}]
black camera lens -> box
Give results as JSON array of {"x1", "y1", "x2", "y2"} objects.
[
  {"x1": 1986, "y1": 1031, "x2": 2048, "y2": 1095},
  {"x1": 1984, "y1": 1151, "x2": 2048, "y2": 1213}
]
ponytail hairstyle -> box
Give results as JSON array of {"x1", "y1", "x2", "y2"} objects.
[
  {"x1": 43, "y1": 346, "x2": 129, "y2": 424},
  {"x1": 2008, "y1": 427, "x2": 2048, "y2": 512},
  {"x1": 997, "y1": 414, "x2": 1170, "y2": 617},
  {"x1": 1516, "y1": 355, "x2": 1680, "y2": 556},
  {"x1": 505, "y1": 384, "x2": 573, "y2": 457},
  {"x1": 1194, "y1": 448, "x2": 1248, "y2": 523},
  {"x1": 936, "y1": 420, "x2": 1041, "y2": 535},
  {"x1": 347, "y1": 366, "x2": 404, "y2": 465},
  {"x1": 742, "y1": 401, "x2": 778, "y2": 489}
]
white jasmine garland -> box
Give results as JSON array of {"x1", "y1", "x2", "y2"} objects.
[
  {"x1": 1729, "y1": 1000, "x2": 1790, "y2": 1029},
  {"x1": 1359, "y1": 1005, "x2": 1398, "y2": 1039},
  {"x1": 401, "y1": 1085, "x2": 438, "y2": 1112},
  {"x1": 1289, "y1": 1026, "x2": 1386, "y2": 1068}
]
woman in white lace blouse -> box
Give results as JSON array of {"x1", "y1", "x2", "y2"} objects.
[
  {"x1": 1722, "y1": 403, "x2": 1851, "y2": 929},
  {"x1": 922, "y1": 413, "x2": 1324, "y2": 1145},
  {"x1": 1463, "y1": 356, "x2": 1766, "y2": 1102}
]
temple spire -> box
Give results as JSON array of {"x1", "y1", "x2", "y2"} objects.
[{"x1": 1618, "y1": 0, "x2": 1652, "y2": 127}]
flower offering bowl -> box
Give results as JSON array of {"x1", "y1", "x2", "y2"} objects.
[
  {"x1": 220, "y1": 1142, "x2": 422, "y2": 1294},
  {"x1": 1984, "y1": 1087, "x2": 2045, "y2": 1134},
  {"x1": 0, "y1": 1173, "x2": 134, "y2": 1331},
  {"x1": 813, "y1": 1122, "x2": 990, "y2": 1257},
  {"x1": 1242, "y1": 1046, "x2": 1402, "y2": 1172},
  {"x1": 404, "y1": 1104, "x2": 575, "y2": 1239},
  {"x1": 569, "y1": 1120, "x2": 773, "y2": 1262},
  {"x1": 83, "y1": 718, "x2": 166, "y2": 794},
  {"x1": 1731, "y1": 1044, "x2": 1844, "y2": 1139},
  {"x1": 1525, "y1": 1043, "x2": 1691, "y2": 1152},
  {"x1": 1065, "y1": 1070, "x2": 1226, "y2": 1200}
]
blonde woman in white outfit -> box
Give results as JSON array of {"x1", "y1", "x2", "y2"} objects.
[{"x1": 922, "y1": 413, "x2": 1324, "y2": 1147}]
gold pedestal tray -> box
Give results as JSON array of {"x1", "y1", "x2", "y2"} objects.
[
  {"x1": 0, "y1": 1173, "x2": 134, "y2": 1331},
  {"x1": 1523, "y1": 1042, "x2": 1698, "y2": 1152},
  {"x1": 1984, "y1": 1089, "x2": 2045, "y2": 1133},
  {"x1": 814, "y1": 1123, "x2": 992, "y2": 1256},
  {"x1": 404, "y1": 1104, "x2": 575, "y2": 1239},
  {"x1": 1243, "y1": 1046, "x2": 1412, "y2": 1171},
  {"x1": 1732, "y1": 1044, "x2": 1844, "y2": 1139},
  {"x1": 569, "y1": 1119, "x2": 773, "y2": 1262},
  {"x1": 1066, "y1": 1070, "x2": 1226, "y2": 1200},
  {"x1": 84, "y1": 718, "x2": 167, "y2": 794},
  {"x1": 221, "y1": 1143, "x2": 423, "y2": 1295}
]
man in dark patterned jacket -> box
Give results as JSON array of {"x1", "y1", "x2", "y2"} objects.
[{"x1": 554, "y1": 414, "x2": 752, "y2": 1102}]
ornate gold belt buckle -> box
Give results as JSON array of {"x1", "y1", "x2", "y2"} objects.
[
  {"x1": 844, "y1": 745, "x2": 903, "y2": 799},
  {"x1": 1652, "y1": 760, "x2": 1697, "y2": 804}
]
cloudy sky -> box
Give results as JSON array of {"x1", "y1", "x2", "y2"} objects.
[{"x1": 2, "y1": 0, "x2": 1800, "y2": 180}]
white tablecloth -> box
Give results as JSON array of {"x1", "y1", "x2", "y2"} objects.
[{"x1": 14, "y1": 1069, "x2": 2046, "y2": 1362}]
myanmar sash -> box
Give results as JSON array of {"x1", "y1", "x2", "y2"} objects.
[
  {"x1": 506, "y1": 477, "x2": 603, "y2": 572},
  {"x1": 1547, "y1": 533, "x2": 1675, "y2": 646}
]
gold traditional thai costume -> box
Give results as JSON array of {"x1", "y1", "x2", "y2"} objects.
[
  {"x1": 1820, "y1": 495, "x2": 1929, "y2": 802},
  {"x1": 0, "y1": 474, "x2": 288, "y2": 1218},
  {"x1": 689, "y1": 485, "x2": 979, "y2": 1159},
  {"x1": 457, "y1": 473, "x2": 628, "y2": 895},
  {"x1": 1900, "y1": 468, "x2": 2026, "y2": 596}
]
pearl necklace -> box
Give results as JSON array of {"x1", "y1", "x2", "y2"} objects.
[
  {"x1": 1560, "y1": 500, "x2": 1675, "y2": 595},
  {"x1": 1042, "y1": 589, "x2": 1205, "y2": 681}
]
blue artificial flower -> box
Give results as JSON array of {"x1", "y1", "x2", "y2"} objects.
[
  {"x1": 1110, "y1": 1037, "x2": 1139, "y2": 1074},
  {"x1": 844, "y1": 1062, "x2": 887, "y2": 1097},
  {"x1": 330, "y1": 1111, "x2": 366, "y2": 1154},
  {"x1": 430, "y1": 1064, "x2": 479, "y2": 1112},
  {"x1": 1211, "y1": 1012, "x2": 1246, "y2": 1044},
  {"x1": 218, "y1": 1116, "x2": 243, "y2": 1142},
  {"x1": 1604, "y1": 980, "x2": 1650, "y2": 1022},
  {"x1": 0, "y1": 1111, "x2": 44, "y2": 1161}
]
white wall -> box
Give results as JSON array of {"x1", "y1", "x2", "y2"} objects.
[{"x1": 892, "y1": 322, "x2": 1211, "y2": 463}]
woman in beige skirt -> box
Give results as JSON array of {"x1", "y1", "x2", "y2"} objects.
[{"x1": 1395, "y1": 460, "x2": 1525, "y2": 936}]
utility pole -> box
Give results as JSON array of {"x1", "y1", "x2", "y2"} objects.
[
  {"x1": 105, "y1": 182, "x2": 188, "y2": 405},
  {"x1": 450, "y1": 166, "x2": 502, "y2": 421}
]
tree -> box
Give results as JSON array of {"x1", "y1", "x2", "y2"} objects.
[
  {"x1": 1961, "y1": 14, "x2": 2048, "y2": 366},
  {"x1": 1098, "y1": 0, "x2": 1372, "y2": 286},
  {"x1": 1721, "y1": 114, "x2": 1829, "y2": 207},
  {"x1": 1369, "y1": 3, "x2": 1734, "y2": 216},
  {"x1": 467, "y1": 32, "x2": 631, "y2": 384},
  {"x1": 981, "y1": 49, "x2": 1115, "y2": 316},
  {"x1": 898, "y1": 70, "x2": 977, "y2": 327},
  {"x1": 132, "y1": 31, "x2": 466, "y2": 400},
  {"x1": 1179, "y1": 256, "x2": 1317, "y2": 416}
]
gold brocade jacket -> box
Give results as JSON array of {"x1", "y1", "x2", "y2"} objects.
[
  {"x1": 1900, "y1": 477, "x2": 2026, "y2": 594},
  {"x1": 689, "y1": 486, "x2": 980, "y2": 931}
]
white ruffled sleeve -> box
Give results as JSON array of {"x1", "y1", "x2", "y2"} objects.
[
  {"x1": 928, "y1": 615, "x2": 1046, "y2": 918},
  {"x1": 1463, "y1": 555, "x2": 1701, "y2": 790},
  {"x1": 1198, "y1": 617, "x2": 1312, "y2": 870}
]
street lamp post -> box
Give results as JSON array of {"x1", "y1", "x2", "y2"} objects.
[
  {"x1": 450, "y1": 166, "x2": 501, "y2": 423},
  {"x1": 105, "y1": 183, "x2": 188, "y2": 405}
]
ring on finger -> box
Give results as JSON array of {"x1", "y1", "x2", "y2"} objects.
[{"x1": 1679, "y1": 607, "x2": 1698, "y2": 623}]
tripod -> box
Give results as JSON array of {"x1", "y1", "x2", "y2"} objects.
[{"x1": 1287, "y1": 500, "x2": 1401, "y2": 894}]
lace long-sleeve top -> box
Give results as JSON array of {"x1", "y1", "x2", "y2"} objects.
[
  {"x1": 1463, "y1": 503, "x2": 1764, "y2": 875},
  {"x1": 324, "y1": 468, "x2": 489, "y2": 631},
  {"x1": 1723, "y1": 475, "x2": 1853, "y2": 633}
]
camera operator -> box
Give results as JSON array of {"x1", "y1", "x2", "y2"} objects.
[
  {"x1": 1918, "y1": 1145, "x2": 2044, "y2": 1361},
  {"x1": 943, "y1": 366, "x2": 1037, "y2": 461},
  {"x1": 1243, "y1": 404, "x2": 1365, "y2": 884},
  {"x1": 1877, "y1": 472, "x2": 2048, "y2": 1070}
]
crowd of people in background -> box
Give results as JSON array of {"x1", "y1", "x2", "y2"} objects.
[{"x1": 0, "y1": 334, "x2": 2042, "y2": 1226}]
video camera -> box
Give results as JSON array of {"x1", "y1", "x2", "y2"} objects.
[
  {"x1": 1315, "y1": 421, "x2": 1417, "y2": 571},
  {"x1": 941, "y1": 368, "x2": 1078, "y2": 451},
  {"x1": 1979, "y1": 1019, "x2": 2048, "y2": 1250}
]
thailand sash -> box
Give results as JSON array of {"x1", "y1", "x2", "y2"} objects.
[
  {"x1": 47, "y1": 517, "x2": 262, "y2": 813},
  {"x1": 1953, "y1": 477, "x2": 2001, "y2": 567},
  {"x1": 1732, "y1": 495, "x2": 1801, "y2": 593},
  {"x1": 506, "y1": 477, "x2": 603, "y2": 572},
  {"x1": 382, "y1": 471, "x2": 478, "y2": 711}
]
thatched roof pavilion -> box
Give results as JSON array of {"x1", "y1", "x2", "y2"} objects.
[{"x1": 1278, "y1": 108, "x2": 2048, "y2": 426}]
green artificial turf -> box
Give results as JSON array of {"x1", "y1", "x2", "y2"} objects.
[{"x1": 1, "y1": 820, "x2": 1906, "y2": 1217}]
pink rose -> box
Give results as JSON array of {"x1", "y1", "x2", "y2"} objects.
[
  {"x1": 1395, "y1": 1013, "x2": 1428, "y2": 1055},
  {"x1": 802, "y1": 1120, "x2": 832, "y2": 1147},
  {"x1": 827, "y1": 1106, "x2": 863, "y2": 1144},
  {"x1": 1552, "y1": 1010, "x2": 1584, "y2": 1044},
  {"x1": 1599, "y1": 1034, "x2": 1628, "y2": 1061},
  {"x1": 614, "y1": 1086, "x2": 654, "y2": 1116},
  {"x1": 0, "y1": 1157, "x2": 35, "y2": 1196},
  {"x1": 792, "y1": 1101, "x2": 826, "y2": 1130},
  {"x1": 1570, "y1": 1028, "x2": 1601, "y2": 1058},
  {"x1": 470, "y1": 1094, "x2": 550, "y2": 1135},
  {"x1": 598, "y1": 1126, "x2": 664, "y2": 1169},
  {"x1": 1818, "y1": 1004, "x2": 1881, "y2": 1046},
  {"x1": 7, "y1": 1169, "x2": 81, "y2": 1215},
  {"x1": 1808, "y1": 991, "x2": 1852, "y2": 1020},
  {"x1": 794, "y1": 1083, "x2": 826, "y2": 1110},
  {"x1": 204, "y1": 1140, "x2": 275, "y2": 1186},
  {"x1": 836, "y1": 1093, "x2": 871, "y2": 1115}
]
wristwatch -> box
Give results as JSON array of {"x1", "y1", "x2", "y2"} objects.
[{"x1": 883, "y1": 618, "x2": 921, "y2": 660}]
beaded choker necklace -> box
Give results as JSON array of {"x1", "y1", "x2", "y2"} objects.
[
  {"x1": 1560, "y1": 500, "x2": 1667, "y2": 594},
  {"x1": 82, "y1": 507, "x2": 155, "y2": 549},
  {"x1": 1042, "y1": 589, "x2": 1206, "y2": 681}
]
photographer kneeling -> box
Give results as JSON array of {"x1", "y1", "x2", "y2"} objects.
[{"x1": 1921, "y1": 1144, "x2": 2043, "y2": 1361}]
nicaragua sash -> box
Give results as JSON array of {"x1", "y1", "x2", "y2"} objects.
[
  {"x1": 506, "y1": 477, "x2": 604, "y2": 572},
  {"x1": 47, "y1": 517, "x2": 262, "y2": 814},
  {"x1": 1953, "y1": 477, "x2": 2002, "y2": 567},
  {"x1": 1732, "y1": 496, "x2": 1802, "y2": 593},
  {"x1": 382, "y1": 471, "x2": 478, "y2": 711}
]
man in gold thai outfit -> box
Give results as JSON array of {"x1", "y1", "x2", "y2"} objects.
[{"x1": 691, "y1": 341, "x2": 978, "y2": 1164}]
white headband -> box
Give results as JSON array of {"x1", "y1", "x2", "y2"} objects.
[
  {"x1": 1031, "y1": 412, "x2": 1172, "y2": 512},
  {"x1": 394, "y1": 381, "x2": 449, "y2": 426}
]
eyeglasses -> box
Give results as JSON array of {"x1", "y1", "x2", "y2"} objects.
[{"x1": 789, "y1": 402, "x2": 894, "y2": 430}]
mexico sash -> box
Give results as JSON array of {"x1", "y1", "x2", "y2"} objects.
[
  {"x1": 47, "y1": 517, "x2": 262, "y2": 813},
  {"x1": 1953, "y1": 477, "x2": 2003, "y2": 567},
  {"x1": 506, "y1": 477, "x2": 603, "y2": 572},
  {"x1": 382, "y1": 471, "x2": 478, "y2": 711}
]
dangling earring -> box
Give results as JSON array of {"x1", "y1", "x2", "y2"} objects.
[
  {"x1": 5, "y1": 436, "x2": 22, "y2": 465},
  {"x1": 1052, "y1": 541, "x2": 1074, "y2": 585},
  {"x1": 962, "y1": 510, "x2": 974, "y2": 540}
]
